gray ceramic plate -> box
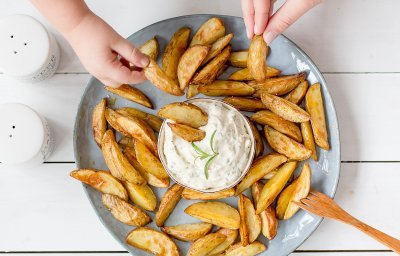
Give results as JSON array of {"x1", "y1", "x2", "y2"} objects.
[{"x1": 74, "y1": 14, "x2": 340, "y2": 256}]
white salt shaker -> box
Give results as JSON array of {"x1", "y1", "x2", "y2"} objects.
[
  {"x1": 0, "y1": 14, "x2": 60, "y2": 82},
  {"x1": 0, "y1": 103, "x2": 54, "y2": 168}
]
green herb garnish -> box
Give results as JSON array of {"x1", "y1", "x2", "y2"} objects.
[{"x1": 191, "y1": 130, "x2": 219, "y2": 179}]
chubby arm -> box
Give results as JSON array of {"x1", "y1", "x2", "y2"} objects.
[{"x1": 31, "y1": 0, "x2": 149, "y2": 86}]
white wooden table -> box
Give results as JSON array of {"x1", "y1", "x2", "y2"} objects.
[{"x1": 1, "y1": 0, "x2": 400, "y2": 255}]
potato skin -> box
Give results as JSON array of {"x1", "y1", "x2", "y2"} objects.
[
  {"x1": 198, "y1": 80, "x2": 255, "y2": 96},
  {"x1": 161, "y1": 223, "x2": 213, "y2": 242},
  {"x1": 116, "y1": 107, "x2": 162, "y2": 132},
  {"x1": 228, "y1": 66, "x2": 281, "y2": 81},
  {"x1": 92, "y1": 98, "x2": 107, "y2": 147},
  {"x1": 168, "y1": 122, "x2": 206, "y2": 142},
  {"x1": 223, "y1": 97, "x2": 267, "y2": 112},
  {"x1": 138, "y1": 37, "x2": 159, "y2": 60},
  {"x1": 249, "y1": 72, "x2": 306, "y2": 97},
  {"x1": 144, "y1": 59, "x2": 183, "y2": 96},
  {"x1": 228, "y1": 51, "x2": 248, "y2": 68},
  {"x1": 301, "y1": 121, "x2": 318, "y2": 161},
  {"x1": 248, "y1": 35, "x2": 268, "y2": 82},
  {"x1": 190, "y1": 17, "x2": 225, "y2": 46},
  {"x1": 182, "y1": 187, "x2": 235, "y2": 200},
  {"x1": 202, "y1": 33, "x2": 234, "y2": 65},
  {"x1": 187, "y1": 233, "x2": 227, "y2": 256},
  {"x1": 177, "y1": 45, "x2": 209, "y2": 90},
  {"x1": 285, "y1": 80, "x2": 309, "y2": 105},
  {"x1": 157, "y1": 102, "x2": 208, "y2": 128},
  {"x1": 155, "y1": 184, "x2": 184, "y2": 226}
]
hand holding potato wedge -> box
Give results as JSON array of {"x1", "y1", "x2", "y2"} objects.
[
  {"x1": 138, "y1": 37, "x2": 159, "y2": 60},
  {"x1": 248, "y1": 35, "x2": 268, "y2": 82}
]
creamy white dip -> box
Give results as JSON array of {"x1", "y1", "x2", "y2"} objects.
[{"x1": 162, "y1": 101, "x2": 254, "y2": 191}]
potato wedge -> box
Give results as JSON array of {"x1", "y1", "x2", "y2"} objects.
[
  {"x1": 238, "y1": 195, "x2": 249, "y2": 246},
  {"x1": 119, "y1": 136, "x2": 135, "y2": 148},
  {"x1": 134, "y1": 139, "x2": 169, "y2": 180},
  {"x1": 105, "y1": 84, "x2": 152, "y2": 109},
  {"x1": 248, "y1": 35, "x2": 268, "y2": 82},
  {"x1": 235, "y1": 153, "x2": 287, "y2": 196},
  {"x1": 224, "y1": 241, "x2": 267, "y2": 256},
  {"x1": 177, "y1": 45, "x2": 209, "y2": 90},
  {"x1": 261, "y1": 92, "x2": 310, "y2": 122},
  {"x1": 244, "y1": 195, "x2": 261, "y2": 243},
  {"x1": 198, "y1": 80, "x2": 255, "y2": 96},
  {"x1": 228, "y1": 66, "x2": 281, "y2": 81},
  {"x1": 92, "y1": 98, "x2": 107, "y2": 147},
  {"x1": 187, "y1": 84, "x2": 200, "y2": 99},
  {"x1": 161, "y1": 222, "x2": 213, "y2": 242},
  {"x1": 188, "y1": 233, "x2": 226, "y2": 256},
  {"x1": 168, "y1": 122, "x2": 206, "y2": 142},
  {"x1": 223, "y1": 97, "x2": 267, "y2": 112},
  {"x1": 264, "y1": 126, "x2": 311, "y2": 160},
  {"x1": 123, "y1": 181, "x2": 157, "y2": 211},
  {"x1": 252, "y1": 110, "x2": 302, "y2": 142},
  {"x1": 105, "y1": 108, "x2": 158, "y2": 155},
  {"x1": 138, "y1": 37, "x2": 159, "y2": 60},
  {"x1": 116, "y1": 107, "x2": 163, "y2": 133},
  {"x1": 126, "y1": 227, "x2": 179, "y2": 256},
  {"x1": 102, "y1": 194, "x2": 151, "y2": 226},
  {"x1": 250, "y1": 72, "x2": 307, "y2": 97},
  {"x1": 123, "y1": 146, "x2": 170, "y2": 188},
  {"x1": 101, "y1": 130, "x2": 146, "y2": 185},
  {"x1": 209, "y1": 228, "x2": 238, "y2": 255},
  {"x1": 190, "y1": 17, "x2": 225, "y2": 46},
  {"x1": 247, "y1": 118, "x2": 264, "y2": 157},
  {"x1": 285, "y1": 80, "x2": 309, "y2": 105},
  {"x1": 263, "y1": 170, "x2": 277, "y2": 180},
  {"x1": 305, "y1": 83, "x2": 330, "y2": 150},
  {"x1": 192, "y1": 45, "x2": 231, "y2": 85},
  {"x1": 228, "y1": 50, "x2": 248, "y2": 68},
  {"x1": 70, "y1": 169, "x2": 128, "y2": 200},
  {"x1": 182, "y1": 187, "x2": 235, "y2": 200},
  {"x1": 162, "y1": 27, "x2": 191, "y2": 82},
  {"x1": 158, "y1": 102, "x2": 208, "y2": 128},
  {"x1": 301, "y1": 121, "x2": 318, "y2": 161},
  {"x1": 276, "y1": 162, "x2": 311, "y2": 219},
  {"x1": 202, "y1": 33, "x2": 234, "y2": 65},
  {"x1": 144, "y1": 58, "x2": 183, "y2": 96},
  {"x1": 251, "y1": 182, "x2": 278, "y2": 240},
  {"x1": 155, "y1": 184, "x2": 184, "y2": 226},
  {"x1": 256, "y1": 161, "x2": 297, "y2": 214},
  {"x1": 185, "y1": 201, "x2": 240, "y2": 229}
]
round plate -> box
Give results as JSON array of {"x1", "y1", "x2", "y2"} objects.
[{"x1": 74, "y1": 14, "x2": 340, "y2": 256}]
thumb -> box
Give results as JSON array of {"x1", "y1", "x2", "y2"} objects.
[
  {"x1": 112, "y1": 37, "x2": 149, "y2": 68},
  {"x1": 107, "y1": 58, "x2": 146, "y2": 85}
]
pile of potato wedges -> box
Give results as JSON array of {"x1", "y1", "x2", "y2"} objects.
[{"x1": 71, "y1": 17, "x2": 331, "y2": 256}]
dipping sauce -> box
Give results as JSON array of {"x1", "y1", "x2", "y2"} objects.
[{"x1": 162, "y1": 100, "x2": 254, "y2": 191}]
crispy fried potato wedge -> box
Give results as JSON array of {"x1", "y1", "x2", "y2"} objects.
[
  {"x1": 209, "y1": 228, "x2": 238, "y2": 255},
  {"x1": 251, "y1": 182, "x2": 278, "y2": 240},
  {"x1": 243, "y1": 195, "x2": 261, "y2": 243},
  {"x1": 161, "y1": 222, "x2": 213, "y2": 242},
  {"x1": 188, "y1": 233, "x2": 226, "y2": 256},
  {"x1": 192, "y1": 45, "x2": 231, "y2": 85},
  {"x1": 301, "y1": 121, "x2": 318, "y2": 161},
  {"x1": 158, "y1": 102, "x2": 208, "y2": 128},
  {"x1": 92, "y1": 98, "x2": 107, "y2": 147},
  {"x1": 276, "y1": 162, "x2": 311, "y2": 219},
  {"x1": 178, "y1": 45, "x2": 209, "y2": 90},
  {"x1": 261, "y1": 92, "x2": 310, "y2": 123},
  {"x1": 187, "y1": 84, "x2": 200, "y2": 99},
  {"x1": 223, "y1": 97, "x2": 267, "y2": 112},
  {"x1": 263, "y1": 170, "x2": 277, "y2": 180},
  {"x1": 116, "y1": 107, "x2": 163, "y2": 132},
  {"x1": 105, "y1": 108, "x2": 158, "y2": 155},
  {"x1": 101, "y1": 130, "x2": 146, "y2": 185},
  {"x1": 202, "y1": 33, "x2": 233, "y2": 65},
  {"x1": 250, "y1": 72, "x2": 307, "y2": 97},
  {"x1": 155, "y1": 184, "x2": 184, "y2": 226},
  {"x1": 238, "y1": 195, "x2": 249, "y2": 246},
  {"x1": 185, "y1": 201, "x2": 240, "y2": 229},
  {"x1": 247, "y1": 118, "x2": 264, "y2": 157},
  {"x1": 228, "y1": 50, "x2": 248, "y2": 68},
  {"x1": 190, "y1": 17, "x2": 225, "y2": 46},
  {"x1": 144, "y1": 59, "x2": 183, "y2": 96},
  {"x1": 248, "y1": 35, "x2": 268, "y2": 81},
  {"x1": 256, "y1": 161, "x2": 297, "y2": 214},
  {"x1": 135, "y1": 139, "x2": 169, "y2": 180},
  {"x1": 228, "y1": 66, "x2": 281, "y2": 81},
  {"x1": 123, "y1": 181, "x2": 157, "y2": 211},
  {"x1": 102, "y1": 194, "x2": 151, "y2": 226},
  {"x1": 224, "y1": 241, "x2": 267, "y2": 256},
  {"x1": 305, "y1": 83, "x2": 330, "y2": 150},
  {"x1": 123, "y1": 146, "x2": 169, "y2": 188},
  {"x1": 162, "y1": 27, "x2": 191, "y2": 82},
  {"x1": 70, "y1": 169, "x2": 128, "y2": 200},
  {"x1": 168, "y1": 122, "x2": 206, "y2": 142},
  {"x1": 138, "y1": 37, "x2": 159, "y2": 60},
  {"x1": 198, "y1": 80, "x2": 255, "y2": 96},
  {"x1": 126, "y1": 227, "x2": 179, "y2": 256},
  {"x1": 285, "y1": 80, "x2": 309, "y2": 105},
  {"x1": 252, "y1": 110, "x2": 302, "y2": 142},
  {"x1": 264, "y1": 126, "x2": 311, "y2": 160},
  {"x1": 235, "y1": 153, "x2": 287, "y2": 196},
  {"x1": 119, "y1": 136, "x2": 135, "y2": 148},
  {"x1": 105, "y1": 84, "x2": 153, "y2": 109},
  {"x1": 182, "y1": 187, "x2": 235, "y2": 200}
]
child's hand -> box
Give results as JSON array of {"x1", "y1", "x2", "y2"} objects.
[
  {"x1": 241, "y1": 0, "x2": 321, "y2": 44},
  {"x1": 65, "y1": 12, "x2": 149, "y2": 87}
]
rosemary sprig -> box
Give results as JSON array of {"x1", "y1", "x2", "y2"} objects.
[{"x1": 191, "y1": 130, "x2": 219, "y2": 179}]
